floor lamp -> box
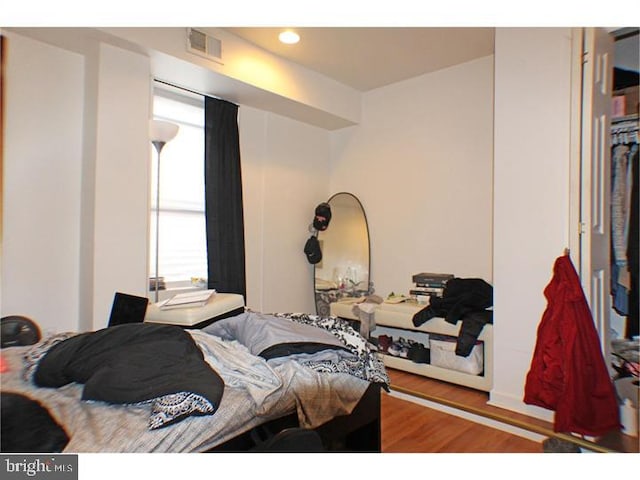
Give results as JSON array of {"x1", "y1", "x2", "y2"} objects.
[{"x1": 149, "y1": 119, "x2": 179, "y2": 303}]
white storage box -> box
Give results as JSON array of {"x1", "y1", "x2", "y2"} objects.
[
  {"x1": 145, "y1": 292, "x2": 245, "y2": 328},
  {"x1": 429, "y1": 335, "x2": 484, "y2": 375}
]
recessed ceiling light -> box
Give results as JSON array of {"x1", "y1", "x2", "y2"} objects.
[{"x1": 279, "y1": 30, "x2": 300, "y2": 45}]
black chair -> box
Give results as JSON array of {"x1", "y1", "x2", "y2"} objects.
[
  {"x1": 1, "y1": 315, "x2": 41, "y2": 348},
  {"x1": 108, "y1": 292, "x2": 149, "y2": 327}
]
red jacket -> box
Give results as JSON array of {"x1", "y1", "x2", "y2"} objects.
[{"x1": 524, "y1": 254, "x2": 620, "y2": 437}]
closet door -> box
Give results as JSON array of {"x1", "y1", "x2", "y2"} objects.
[{"x1": 580, "y1": 28, "x2": 615, "y2": 362}]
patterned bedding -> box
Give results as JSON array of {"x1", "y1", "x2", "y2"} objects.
[{"x1": 0, "y1": 313, "x2": 388, "y2": 453}]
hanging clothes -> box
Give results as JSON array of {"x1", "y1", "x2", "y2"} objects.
[
  {"x1": 524, "y1": 254, "x2": 620, "y2": 437},
  {"x1": 626, "y1": 147, "x2": 639, "y2": 338},
  {"x1": 611, "y1": 143, "x2": 634, "y2": 316},
  {"x1": 611, "y1": 115, "x2": 639, "y2": 338}
]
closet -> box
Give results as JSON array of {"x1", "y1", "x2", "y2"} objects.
[{"x1": 611, "y1": 29, "x2": 639, "y2": 340}]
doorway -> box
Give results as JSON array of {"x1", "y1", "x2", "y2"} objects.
[
  {"x1": 610, "y1": 28, "x2": 639, "y2": 341},
  {"x1": 574, "y1": 28, "x2": 639, "y2": 348}
]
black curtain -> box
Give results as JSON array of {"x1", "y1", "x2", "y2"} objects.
[{"x1": 204, "y1": 96, "x2": 246, "y2": 299}]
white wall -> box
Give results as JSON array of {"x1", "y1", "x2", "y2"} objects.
[
  {"x1": 90, "y1": 43, "x2": 153, "y2": 330},
  {"x1": 240, "y1": 107, "x2": 330, "y2": 314},
  {"x1": 2, "y1": 32, "x2": 84, "y2": 334},
  {"x1": 2, "y1": 33, "x2": 152, "y2": 332},
  {"x1": 490, "y1": 28, "x2": 575, "y2": 421},
  {"x1": 328, "y1": 33, "x2": 580, "y2": 425},
  {"x1": 330, "y1": 56, "x2": 495, "y2": 297}
]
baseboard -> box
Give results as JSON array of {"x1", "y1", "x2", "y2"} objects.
[
  {"x1": 487, "y1": 390, "x2": 554, "y2": 423},
  {"x1": 388, "y1": 389, "x2": 546, "y2": 443}
]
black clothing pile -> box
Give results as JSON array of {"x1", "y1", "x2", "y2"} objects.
[
  {"x1": 412, "y1": 278, "x2": 493, "y2": 357},
  {"x1": 34, "y1": 323, "x2": 224, "y2": 418}
]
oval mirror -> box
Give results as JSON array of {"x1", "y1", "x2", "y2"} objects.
[{"x1": 314, "y1": 192, "x2": 371, "y2": 316}]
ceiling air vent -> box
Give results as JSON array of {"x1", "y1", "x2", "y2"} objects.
[{"x1": 187, "y1": 28, "x2": 222, "y2": 64}]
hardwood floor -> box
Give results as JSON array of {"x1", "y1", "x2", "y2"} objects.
[
  {"x1": 381, "y1": 391, "x2": 542, "y2": 453},
  {"x1": 381, "y1": 368, "x2": 640, "y2": 454}
]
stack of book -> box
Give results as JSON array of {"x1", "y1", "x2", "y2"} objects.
[{"x1": 409, "y1": 272, "x2": 454, "y2": 304}]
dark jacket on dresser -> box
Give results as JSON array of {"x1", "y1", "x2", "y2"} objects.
[{"x1": 412, "y1": 278, "x2": 493, "y2": 357}]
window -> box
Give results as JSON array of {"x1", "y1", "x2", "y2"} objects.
[{"x1": 150, "y1": 87, "x2": 207, "y2": 290}]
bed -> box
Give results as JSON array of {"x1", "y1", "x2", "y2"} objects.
[{"x1": 0, "y1": 311, "x2": 388, "y2": 453}]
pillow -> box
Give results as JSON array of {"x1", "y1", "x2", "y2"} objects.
[
  {"x1": 148, "y1": 392, "x2": 216, "y2": 430},
  {"x1": 203, "y1": 311, "x2": 350, "y2": 359}
]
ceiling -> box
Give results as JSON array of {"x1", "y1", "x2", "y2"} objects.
[{"x1": 223, "y1": 27, "x2": 496, "y2": 92}]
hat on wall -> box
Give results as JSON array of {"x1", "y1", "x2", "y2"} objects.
[
  {"x1": 304, "y1": 235, "x2": 322, "y2": 264},
  {"x1": 313, "y1": 203, "x2": 332, "y2": 231}
]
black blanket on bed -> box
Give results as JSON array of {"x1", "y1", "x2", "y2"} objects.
[{"x1": 33, "y1": 323, "x2": 224, "y2": 408}]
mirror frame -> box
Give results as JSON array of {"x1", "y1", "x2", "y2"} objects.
[{"x1": 314, "y1": 192, "x2": 371, "y2": 316}]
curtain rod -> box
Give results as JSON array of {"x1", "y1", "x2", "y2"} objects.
[{"x1": 153, "y1": 79, "x2": 239, "y2": 107}]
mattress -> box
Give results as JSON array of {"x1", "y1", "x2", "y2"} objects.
[{"x1": 144, "y1": 292, "x2": 245, "y2": 328}]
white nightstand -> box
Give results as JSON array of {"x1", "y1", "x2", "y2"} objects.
[{"x1": 144, "y1": 293, "x2": 245, "y2": 329}]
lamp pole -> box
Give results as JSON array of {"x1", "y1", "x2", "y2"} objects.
[
  {"x1": 152, "y1": 140, "x2": 165, "y2": 304},
  {"x1": 149, "y1": 120, "x2": 179, "y2": 303}
]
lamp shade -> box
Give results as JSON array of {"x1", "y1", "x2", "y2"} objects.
[{"x1": 149, "y1": 120, "x2": 179, "y2": 144}]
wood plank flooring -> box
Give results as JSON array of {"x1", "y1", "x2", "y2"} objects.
[
  {"x1": 381, "y1": 368, "x2": 640, "y2": 454},
  {"x1": 381, "y1": 391, "x2": 542, "y2": 453}
]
